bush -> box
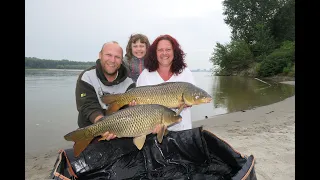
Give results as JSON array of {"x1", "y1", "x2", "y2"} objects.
[
  {"x1": 287, "y1": 63, "x2": 295, "y2": 77},
  {"x1": 210, "y1": 40, "x2": 254, "y2": 74},
  {"x1": 258, "y1": 41, "x2": 294, "y2": 77}
]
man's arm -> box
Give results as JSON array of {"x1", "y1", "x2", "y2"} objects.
[
  {"x1": 75, "y1": 75, "x2": 104, "y2": 124},
  {"x1": 76, "y1": 78, "x2": 116, "y2": 140}
]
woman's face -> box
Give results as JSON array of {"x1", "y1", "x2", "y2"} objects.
[
  {"x1": 156, "y1": 40, "x2": 174, "y2": 67},
  {"x1": 131, "y1": 39, "x2": 147, "y2": 59}
]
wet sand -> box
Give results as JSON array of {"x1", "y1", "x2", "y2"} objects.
[{"x1": 25, "y1": 81, "x2": 295, "y2": 180}]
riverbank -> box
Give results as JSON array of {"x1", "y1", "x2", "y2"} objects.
[
  {"x1": 262, "y1": 76, "x2": 295, "y2": 82},
  {"x1": 193, "y1": 81, "x2": 295, "y2": 180},
  {"x1": 25, "y1": 81, "x2": 295, "y2": 180}
]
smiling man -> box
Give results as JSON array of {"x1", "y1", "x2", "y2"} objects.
[{"x1": 75, "y1": 41, "x2": 135, "y2": 135}]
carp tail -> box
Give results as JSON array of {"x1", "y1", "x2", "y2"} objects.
[{"x1": 64, "y1": 128, "x2": 94, "y2": 157}]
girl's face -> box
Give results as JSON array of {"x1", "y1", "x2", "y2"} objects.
[{"x1": 131, "y1": 39, "x2": 147, "y2": 59}]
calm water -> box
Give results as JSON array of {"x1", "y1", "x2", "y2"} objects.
[{"x1": 25, "y1": 69, "x2": 295, "y2": 155}]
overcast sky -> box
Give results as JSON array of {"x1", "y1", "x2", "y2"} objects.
[{"x1": 25, "y1": 0, "x2": 231, "y2": 70}]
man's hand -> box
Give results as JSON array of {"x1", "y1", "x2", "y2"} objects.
[
  {"x1": 94, "y1": 115, "x2": 117, "y2": 141},
  {"x1": 129, "y1": 100, "x2": 137, "y2": 106},
  {"x1": 100, "y1": 131, "x2": 117, "y2": 141}
]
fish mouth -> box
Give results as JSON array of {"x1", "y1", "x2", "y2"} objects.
[
  {"x1": 196, "y1": 97, "x2": 212, "y2": 104},
  {"x1": 204, "y1": 97, "x2": 212, "y2": 103}
]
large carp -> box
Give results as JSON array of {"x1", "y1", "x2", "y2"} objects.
[
  {"x1": 101, "y1": 81, "x2": 212, "y2": 115},
  {"x1": 64, "y1": 104, "x2": 182, "y2": 157}
]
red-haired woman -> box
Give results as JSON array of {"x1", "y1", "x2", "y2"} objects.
[{"x1": 136, "y1": 34, "x2": 196, "y2": 131}]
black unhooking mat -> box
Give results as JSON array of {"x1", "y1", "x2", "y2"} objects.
[{"x1": 50, "y1": 127, "x2": 257, "y2": 180}]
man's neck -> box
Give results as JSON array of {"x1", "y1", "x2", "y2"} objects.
[{"x1": 105, "y1": 71, "x2": 119, "y2": 82}]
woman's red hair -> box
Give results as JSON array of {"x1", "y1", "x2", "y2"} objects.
[{"x1": 144, "y1": 34, "x2": 187, "y2": 74}]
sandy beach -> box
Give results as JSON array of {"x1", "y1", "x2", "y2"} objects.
[{"x1": 25, "y1": 81, "x2": 295, "y2": 180}]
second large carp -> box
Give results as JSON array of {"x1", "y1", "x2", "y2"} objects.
[
  {"x1": 101, "y1": 81, "x2": 212, "y2": 115},
  {"x1": 64, "y1": 104, "x2": 182, "y2": 157}
]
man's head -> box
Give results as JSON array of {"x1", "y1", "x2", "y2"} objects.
[{"x1": 99, "y1": 41, "x2": 123, "y2": 78}]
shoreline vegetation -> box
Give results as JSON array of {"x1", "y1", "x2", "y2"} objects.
[
  {"x1": 210, "y1": 0, "x2": 294, "y2": 79},
  {"x1": 25, "y1": 81, "x2": 295, "y2": 180}
]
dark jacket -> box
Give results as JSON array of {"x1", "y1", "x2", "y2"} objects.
[
  {"x1": 123, "y1": 56, "x2": 145, "y2": 83},
  {"x1": 75, "y1": 59, "x2": 135, "y2": 128}
]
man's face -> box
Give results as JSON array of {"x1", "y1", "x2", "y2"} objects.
[{"x1": 99, "y1": 43, "x2": 123, "y2": 76}]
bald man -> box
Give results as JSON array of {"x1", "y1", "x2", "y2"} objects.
[
  {"x1": 74, "y1": 42, "x2": 134, "y2": 139},
  {"x1": 75, "y1": 41, "x2": 163, "y2": 141}
]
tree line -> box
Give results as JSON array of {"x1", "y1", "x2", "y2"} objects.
[
  {"x1": 25, "y1": 57, "x2": 95, "y2": 70},
  {"x1": 210, "y1": 0, "x2": 295, "y2": 78}
]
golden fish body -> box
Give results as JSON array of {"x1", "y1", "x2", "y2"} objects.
[
  {"x1": 101, "y1": 81, "x2": 212, "y2": 115},
  {"x1": 64, "y1": 104, "x2": 182, "y2": 157}
]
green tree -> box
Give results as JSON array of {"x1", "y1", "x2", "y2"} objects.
[
  {"x1": 257, "y1": 41, "x2": 295, "y2": 77},
  {"x1": 222, "y1": 0, "x2": 279, "y2": 44},
  {"x1": 251, "y1": 23, "x2": 276, "y2": 61},
  {"x1": 210, "y1": 40, "x2": 254, "y2": 74},
  {"x1": 211, "y1": 0, "x2": 295, "y2": 77},
  {"x1": 270, "y1": 0, "x2": 295, "y2": 44}
]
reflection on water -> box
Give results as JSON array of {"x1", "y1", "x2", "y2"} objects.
[
  {"x1": 212, "y1": 76, "x2": 295, "y2": 113},
  {"x1": 190, "y1": 72, "x2": 295, "y2": 121},
  {"x1": 25, "y1": 69, "x2": 295, "y2": 155}
]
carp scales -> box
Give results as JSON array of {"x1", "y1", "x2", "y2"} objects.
[
  {"x1": 101, "y1": 81, "x2": 212, "y2": 115},
  {"x1": 64, "y1": 104, "x2": 182, "y2": 157}
]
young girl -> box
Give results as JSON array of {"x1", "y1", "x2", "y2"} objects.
[{"x1": 123, "y1": 33, "x2": 150, "y2": 82}]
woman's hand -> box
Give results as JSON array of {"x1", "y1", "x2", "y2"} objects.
[
  {"x1": 152, "y1": 124, "x2": 167, "y2": 134},
  {"x1": 184, "y1": 104, "x2": 192, "y2": 108}
]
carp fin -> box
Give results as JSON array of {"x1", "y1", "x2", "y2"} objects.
[
  {"x1": 64, "y1": 127, "x2": 94, "y2": 157},
  {"x1": 106, "y1": 103, "x2": 123, "y2": 115},
  {"x1": 64, "y1": 127, "x2": 87, "y2": 142},
  {"x1": 156, "y1": 125, "x2": 166, "y2": 143},
  {"x1": 164, "y1": 129, "x2": 169, "y2": 136},
  {"x1": 73, "y1": 138, "x2": 94, "y2": 157},
  {"x1": 133, "y1": 135, "x2": 146, "y2": 150},
  {"x1": 176, "y1": 103, "x2": 185, "y2": 116},
  {"x1": 101, "y1": 94, "x2": 120, "y2": 104}
]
